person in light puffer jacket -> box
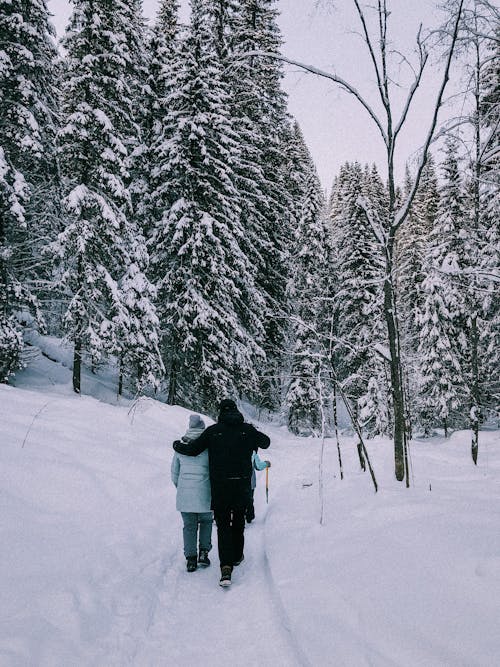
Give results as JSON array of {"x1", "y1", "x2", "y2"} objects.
[{"x1": 171, "y1": 414, "x2": 213, "y2": 572}]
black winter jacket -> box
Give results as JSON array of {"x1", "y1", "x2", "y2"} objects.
[{"x1": 173, "y1": 408, "x2": 270, "y2": 510}]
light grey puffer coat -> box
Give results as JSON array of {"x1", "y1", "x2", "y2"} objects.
[{"x1": 171, "y1": 426, "x2": 211, "y2": 513}]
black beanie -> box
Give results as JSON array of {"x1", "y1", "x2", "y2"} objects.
[{"x1": 219, "y1": 398, "x2": 237, "y2": 412}]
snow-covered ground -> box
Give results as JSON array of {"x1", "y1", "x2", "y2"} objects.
[{"x1": 1, "y1": 342, "x2": 499, "y2": 666}]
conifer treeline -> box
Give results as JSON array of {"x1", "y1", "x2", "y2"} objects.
[
  {"x1": 327, "y1": 144, "x2": 498, "y2": 438},
  {"x1": 0, "y1": 0, "x2": 498, "y2": 436},
  {"x1": 0, "y1": 0, "x2": 313, "y2": 416}
]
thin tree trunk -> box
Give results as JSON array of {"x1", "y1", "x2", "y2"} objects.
[
  {"x1": 167, "y1": 358, "x2": 177, "y2": 405},
  {"x1": 383, "y1": 362, "x2": 393, "y2": 433},
  {"x1": 73, "y1": 337, "x2": 81, "y2": 394},
  {"x1": 470, "y1": 23, "x2": 481, "y2": 466},
  {"x1": 318, "y1": 365, "x2": 327, "y2": 525},
  {"x1": 118, "y1": 355, "x2": 123, "y2": 397},
  {"x1": 0, "y1": 211, "x2": 7, "y2": 315},
  {"x1": 383, "y1": 233, "x2": 406, "y2": 481},
  {"x1": 357, "y1": 442, "x2": 366, "y2": 471},
  {"x1": 404, "y1": 369, "x2": 413, "y2": 441},
  {"x1": 471, "y1": 315, "x2": 480, "y2": 464},
  {"x1": 403, "y1": 430, "x2": 410, "y2": 489},
  {"x1": 332, "y1": 381, "x2": 344, "y2": 480},
  {"x1": 72, "y1": 257, "x2": 83, "y2": 395}
]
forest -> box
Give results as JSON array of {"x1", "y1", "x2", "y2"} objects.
[{"x1": 1, "y1": 0, "x2": 498, "y2": 482}]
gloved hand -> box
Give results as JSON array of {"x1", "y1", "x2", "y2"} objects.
[
  {"x1": 264, "y1": 461, "x2": 271, "y2": 468},
  {"x1": 173, "y1": 440, "x2": 181, "y2": 451}
]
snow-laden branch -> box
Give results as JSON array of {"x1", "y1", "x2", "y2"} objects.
[
  {"x1": 237, "y1": 51, "x2": 389, "y2": 147},
  {"x1": 394, "y1": 0, "x2": 464, "y2": 231}
]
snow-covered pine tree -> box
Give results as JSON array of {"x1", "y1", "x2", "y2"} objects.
[
  {"x1": 328, "y1": 163, "x2": 354, "y2": 391},
  {"x1": 138, "y1": 0, "x2": 180, "y2": 240},
  {"x1": 329, "y1": 162, "x2": 388, "y2": 435},
  {"x1": 477, "y1": 20, "x2": 500, "y2": 418},
  {"x1": 396, "y1": 157, "x2": 440, "y2": 429},
  {"x1": 286, "y1": 147, "x2": 330, "y2": 435},
  {"x1": 447, "y1": 2, "x2": 500, "y2": 456},
  {"x1": 0, "y1": 0, "x2": 60, "y2": 380},
  {"x1": 397, "y1": 157, "x2": 440, "y2": 345},
  {"x1": 123, "y1": 0, "x2": 151, "y2": 226},
  {"x1": 416, "y1": 270, "x2": 464, "y2": 436},
  {"x1": 116, "y1": 0, "x2": 164, "y2": 394},
  {"x1": 416, "y1": 137, "x2": 467, "y2": 434},
  {"x1": 153, "y1": 0, "x2": 264, "y2": 412},
  {"x1": 144, "y1": 2, "x2": 184, "y2": 400},
  {"x1": 55, "y1": 0, "x2": 161, "y2": 395},
  {"x1": 470, "y1": 11, "x2": 500, "y2": 454},
  {"x1": 358, "y1": 164, "x2": 390, "y2": 435},
  {"x1": 229, "y1": 0, "x2": 294, "y2": 413},
  {"x1": 118, "y1": 254, "x2": 162, "y2": 394}
]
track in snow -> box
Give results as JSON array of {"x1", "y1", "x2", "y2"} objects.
[{"x1": 107, "y1": 499, "x2": 308, "y2": 666}]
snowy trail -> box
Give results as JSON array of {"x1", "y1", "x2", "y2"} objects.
[
  {"x1": 127, "y1": 515, "x2": 304, "y2": 667},
  {"x1": 89, "y1": 422, "x2": 307, "y2": 667},
  {"x1": 1, "y1": 384, "x2": 307, "y2": 666},
  {"x1": 2, "y1": 372, "x2": 500, "y2": 666}
]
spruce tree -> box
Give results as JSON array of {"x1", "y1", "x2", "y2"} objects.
[
  {"x1": 462, "y1": 5, "x2": 500, "y2": 457},
  {"x1": 359, "y1": 164, "x2": 390, "y2": 434},
  {"x1": 229, "y1": 0, "x2": 294, "y2": 412},
  {"x1": 154, "y1": 0, "x2": 264, "y2": 412},
  {"x1": 286, "y1": 133, "x2": 330, "y2": 435},
  {"x1": 0, "y1": 0, "x2": 60, "y2": 380},
  {"x1": 145, "y1": 1, "x2": 181, "y2": 246},
  {"x1": 416, "y1": 269, "x2": 463, "y2": 435},
  {"x1": 396, "y1": 157, "x2": 440, "y2": 427},
  {"x1": 397, "y1": 156, "x2": 440, "y2": 345},
  {"x1": 416, "y1": 137, "x2": 467, "y2": 433},
  {"x1": 329, "y1": 162, "x2": 388, "y2": 435},
  {"x1": 55, "y1": 0, "x2": 161, "y2": 394},
  {"x1": 478, "y1": 23, "x2": 500, "y2": 418},
  {"x1": 128, "y1": 0, "x2": 166, "y2": 238}
]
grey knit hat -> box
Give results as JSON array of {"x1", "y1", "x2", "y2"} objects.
[{"x1": 189, "y1": 414, "x2": 205, "y2": 429}]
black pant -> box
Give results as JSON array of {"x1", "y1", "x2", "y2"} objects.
[
  {"x1": 246, "y1": 489, "x2": 255, "y2": 522},
  {"x1": 214, "y1": 508, "x2": 245, "y2": 568}
]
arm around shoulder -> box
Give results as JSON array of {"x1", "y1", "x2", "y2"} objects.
[{"x1": 173, "y1": 428, "x2": 210, "y2": 456}]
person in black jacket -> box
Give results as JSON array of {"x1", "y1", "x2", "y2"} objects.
[{"x1": 173, "y1": 399, "x2": 270, "y2": 587}]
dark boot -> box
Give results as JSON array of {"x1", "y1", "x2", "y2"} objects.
[
  {"x1": 219, "y1": 565, "x2": 232, "y2": 587},
  {"x1": 198, "y1": 549, "x2": 210, "y2": 567},
  {"x1": 186, "y1": 556, "x2": 197, "y2": 572}
]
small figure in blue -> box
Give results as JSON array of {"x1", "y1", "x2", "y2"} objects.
[
  {"x1": 246, "y1": 452, "x2": 271, "y2": 523},
  {"x1": 171, "y1": 414, "x2": 213, "y2": 572}
]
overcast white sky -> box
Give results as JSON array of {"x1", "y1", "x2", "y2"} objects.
[{"x1": 49, "y1": 0, "x2": 456, "y2": 189}]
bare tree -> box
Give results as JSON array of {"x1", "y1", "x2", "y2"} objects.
[{"x1": 242, "y1": 0, "x2": 464, "y2": 482}]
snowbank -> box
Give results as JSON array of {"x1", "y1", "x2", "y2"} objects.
[{"x1": 1, "y1": 346, "x2": 499, "y2": 666}]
